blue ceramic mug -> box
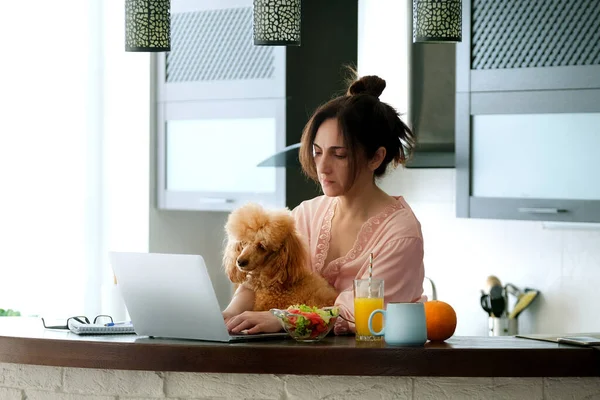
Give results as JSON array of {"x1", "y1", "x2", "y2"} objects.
[{"x1": 368, "y1": 302, "x2": 427, "y2": 346}]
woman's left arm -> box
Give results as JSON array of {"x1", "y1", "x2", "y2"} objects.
[{"x1": 333, "y1": 237, "x2": 425, "y2": 335}]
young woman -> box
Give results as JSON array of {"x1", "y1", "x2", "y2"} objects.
[{"x1": 223, "y1": 74, "x2": 425, "y2": 335}]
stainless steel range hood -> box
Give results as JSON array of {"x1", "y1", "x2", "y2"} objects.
[
  {"x1": 257, "y1": 143, "x2": 301, "y2": 167},
  {"x1": 405, "y1": 41, "x2": 456, "y2": 168},
  {"x1": 257, "y1": 40, "x2": 457, "y2": 169},
  {"x1": 258, "y1": 3, "x2": 457, "y2": 169}
]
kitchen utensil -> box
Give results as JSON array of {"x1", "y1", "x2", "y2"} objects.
[
  {"x1": 489, "y1": 316, "x2": 518, "y2": 336},
  {"x1": 504, "y1": 283, "x2": 522, "y2": 299},
  {"x1": 509, "y1": 290, "x2": 539, "y2": 319},
  {"x1": 489, "y1": 285, "x2": 506, "y2": 318},
  {"x1": 484, "y1": 275, "x2": 503, "y2": 293},
  {"x1": 480, "y1": 293, "x2": 492, "y2": 315},
  {"x1": 504, "y1": 282, "x2": 521, "y2": 317}
]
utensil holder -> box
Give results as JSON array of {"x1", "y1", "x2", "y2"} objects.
[{"x1": 488, "y1": 316, "x2": 518, "y2": 336}]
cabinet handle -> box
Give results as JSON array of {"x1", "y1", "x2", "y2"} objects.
[
  {"x1": 197, "y1": 198, "x2": 234, "y2": 203},
  {"x1": 517, "y1": 207, "x2": 567, "y2": 214}
]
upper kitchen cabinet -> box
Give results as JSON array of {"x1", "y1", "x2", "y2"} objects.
[
  {"x1": 456, "y1": 0, "x2": 600, "y2": 223},
  {"x1": 155, "y1": 0, "x2": 357, "y2": 212}
]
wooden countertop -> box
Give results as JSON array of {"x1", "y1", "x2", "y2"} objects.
[{"x1": 1, "y1": 318, "x2": 599, "y2": 377}]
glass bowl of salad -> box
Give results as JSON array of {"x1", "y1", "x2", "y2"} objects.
[{"x1": 270, "y1": 305, "x2": 339, "y2": 342}]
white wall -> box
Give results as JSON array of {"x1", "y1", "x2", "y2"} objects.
[
  {"x1": 379, "y1": 168, "x2": 600, "y2": 336},
  {"x1": 148, "y1": 58, "x2": 233, "y2": 309},
  {"x1": 3, "y1": 362, "x2": 600, "y2": 399}
]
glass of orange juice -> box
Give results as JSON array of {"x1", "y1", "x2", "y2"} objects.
[{"x1": 353, "y1": 279, "x2": 384, "y2": 341}]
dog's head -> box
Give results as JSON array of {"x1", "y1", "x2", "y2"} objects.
[{"x1": 223, "y1": 203, "x2": 307, "y2": 288}]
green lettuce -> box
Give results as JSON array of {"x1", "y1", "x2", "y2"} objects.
[
  {"x1": 293, "y1": 315, "x2": 311, "y2": 337},
  {"x1": 286, "y1": 304, "x2": 340, "y2": 334}
]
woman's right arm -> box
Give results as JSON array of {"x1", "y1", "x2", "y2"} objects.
[
  {"x1": 223, "y1": 287, "x2": 282, "y2": 333},
  {"x1": 222, "y1": 284, "x2": 255, "y2": 321}
]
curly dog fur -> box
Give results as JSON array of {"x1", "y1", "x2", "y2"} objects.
[{"x1": 223, "y1": 203, "x2": 338, "y2": 311}]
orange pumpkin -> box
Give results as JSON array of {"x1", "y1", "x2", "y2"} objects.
[{"x1": 424, "y1": 300, "x2": 457, "y2": 342}]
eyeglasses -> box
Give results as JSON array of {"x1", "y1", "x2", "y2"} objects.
[{"x1": 41, "y1": 315, "x2": 114, "y2": 330}]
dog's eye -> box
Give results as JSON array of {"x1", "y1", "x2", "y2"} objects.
[{"x1": 257, "y1": 243, "x2": 266, "y2": 251}]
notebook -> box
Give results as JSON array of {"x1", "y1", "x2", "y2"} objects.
[
  {"x1": 517, "y1": 332, "x2": 600, "y2": 344},
  {"x1": 109, "y1": 251, "x2": 288, "y2": 343},
  {"x1": 68, "y1": 320, "x2": 136, "y2": 335}
]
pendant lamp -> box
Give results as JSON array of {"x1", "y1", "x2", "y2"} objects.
[
  {"x1": 413, "y1": 0, "x2": 462, "y2": 43},
  {"x1": 125, "y1": 0, "x2": 171, "y2": 52},
  {"x1": 253, "y1": 0, "x2": 301, "y2": 46}
]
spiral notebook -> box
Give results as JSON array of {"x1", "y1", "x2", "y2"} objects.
[{"x1": 68, "y1": 321, "x2": 136, "y2": 335}]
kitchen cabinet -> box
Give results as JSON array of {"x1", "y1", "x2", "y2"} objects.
[
  {"x1": 455, "y1": 0, "x2": 600, "y2": 222},
  {"x1": 155, "y1": 0, "x2": 285, "y2": 211},
  {"x1": 155, "y1": 0, "x2": 357, "y2": 211}
]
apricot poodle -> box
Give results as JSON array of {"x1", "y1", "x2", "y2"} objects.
[{"x1": 223, "y1": 203, "x2": 338, "y2": 311}]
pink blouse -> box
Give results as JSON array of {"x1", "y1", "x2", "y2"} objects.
[{"x1": 292, "y1": 195, "x2": 425, "y2": 334}]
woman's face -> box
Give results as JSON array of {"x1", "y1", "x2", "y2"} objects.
[{"x1": 313, "y1": 118, "x2": 352, "y2": 196}]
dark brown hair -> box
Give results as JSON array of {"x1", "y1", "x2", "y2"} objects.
[{"x1": 299, "y1": 74, "x2": 416, "y2": 187}]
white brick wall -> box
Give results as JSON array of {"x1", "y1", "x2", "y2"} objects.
[
  {"x1": 0, "y1": 362, "x2": 599, "y2": 400},
  {"x1": 25, "y1": 391, "x2": 115, "y2": 400},
  {"x1": 544, "y1": 377, "x2": 600, "y2": 400},
  {"x1": 0, "y1": 362, "x2": 62, "y2": 391},
  {"x1": 165, "y1": 372, "x2": 283, "y2": 399},
  {"x1": 284, "y1": 375, "x2": 412, "y2": 400},
  {"x1": 0, "y1": 387, "x2": 22, "y2": 400},
  {"x1": 493, "y1": 378, "x2": 544, "y2": 400},
  {"x1": 63, "y1": 368, "x2": 164, "y2": 397},
  {"x1": 414, "y1": 377, "x2": 495, "y2": 399}
]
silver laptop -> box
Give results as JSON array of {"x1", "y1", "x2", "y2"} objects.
[{"x1": 109, "y1": 251, "x2": 288, "y2": 342}]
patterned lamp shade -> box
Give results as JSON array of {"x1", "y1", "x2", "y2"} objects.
[
  {"x1": 253, "y1": 0, "x2": 301, "y2": 46},
  {"x1": 125, "y1": 0, "x2": 171, "y2": 52},
  {"x1": 413, "y1": 0, "x2": 462, "y2": 43}
]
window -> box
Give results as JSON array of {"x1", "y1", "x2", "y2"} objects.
[{"x1": 0, "y1": 1, "x2": 149, "y2": 318}]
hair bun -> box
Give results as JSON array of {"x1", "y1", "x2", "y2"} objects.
[{"x1": 347, "y1": 75, "x2": 386, "y2": 98}]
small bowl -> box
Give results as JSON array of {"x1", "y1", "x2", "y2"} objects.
[{"x1": 270, "y1": 306, "x2": 339, "y2": 342}]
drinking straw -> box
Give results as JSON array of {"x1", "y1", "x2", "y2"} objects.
[{"x1": 368, "y1": 252, "x2": 373, "y2": 297}]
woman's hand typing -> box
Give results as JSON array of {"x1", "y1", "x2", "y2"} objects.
[{"x1": 225, "y1": 311, "x2": 282, "y2": 334}]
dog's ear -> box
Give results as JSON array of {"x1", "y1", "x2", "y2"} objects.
[
  {"x1": 283, "y1": 230, "x2": 309, "y2": 284},
  {"x1": 265, "y1": 229, "x2": 308, "y2": 287},
  {"x1": 223, "y1": 240, "x2": 247, "y2": 284}
]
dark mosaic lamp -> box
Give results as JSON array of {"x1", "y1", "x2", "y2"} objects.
[
  {"x1": 253, "y1": 0, "x2": 301, "y2": 46},
  {"x1": 413, "y1": 0, "x2": 462, "y2": 43},
  {"x1": 125, "y1": 0, "x2": 171, "y2": 52}
]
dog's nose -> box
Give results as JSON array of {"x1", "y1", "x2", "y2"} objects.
[{"x1": 237, "y1": 259, "x2": 248, "y2": 268}]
